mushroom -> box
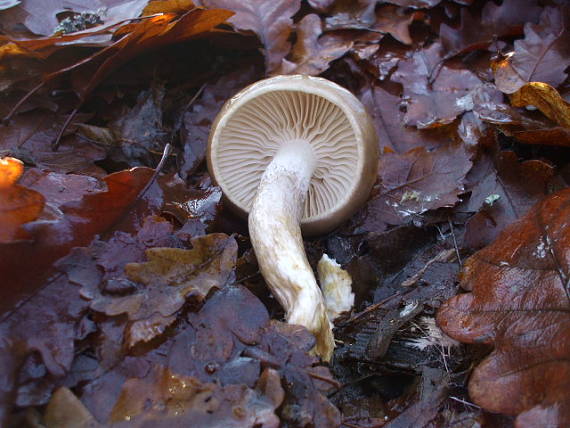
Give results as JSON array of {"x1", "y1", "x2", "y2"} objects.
[{"x1": 207, "y1": 75, "x2": 378, "y2": 360}]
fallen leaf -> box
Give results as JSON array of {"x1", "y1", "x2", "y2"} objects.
[
  {"x1": 438, "y1": 188, "x2": 570, "y2": 426},
  {"x1": 196, "y1": 0, "x2": 300, "y2": 74},
  {"x1": 440, "y1": 0, "x2": 542, "y2": 58},
  {"x1": 109, "y1": 83, "x2": 169, "y2": 166},
  {"x1": 354, "y1": 143, "x2": 472, "y2": 234},
  {"x1": 0, "y1": 110, "x2": 107, "y2": 175},
  {"x1": 359, "y1": 84, "x2": 456, "y2": 154},
  {"x1": 0, "y1": 167, "x2": 153, "y2": 315},
  {"x1": 511, "y1": 82, "x2": 570, "y2": 128},
  {"x1": 463, "y1": 150, "x2": 554, "y2": 249},
  {"x1": 493, "y1": 5, "x2": 570, "y2": 94},
  {"x1": 277, "y1": 14, "x2": 353, "y2": 76},
  {"x1": 392, "y1": 43, "x2": 496, "y2": 128},
  {"x1": 477, "y1": 101, "x2": 570, "y2": 147},
  {"x1": 0, "y1": 156, "x2": 44, "y2": 242},
  {"x1": 324, "y1": 4, "x2": 420, "y2": 46},
  {"x1": 91, "y1": 234, "x2": 238, "y2": 348},
  {"x1": 108, "y1": 365, "x2": 283, "y2": 427}
]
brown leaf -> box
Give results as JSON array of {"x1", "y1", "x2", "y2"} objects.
[
  {"x1": 494, "y1": 5, "x2": 570, "y2": 94},
  {"x1": 438, "y1": 188, "x2": 570, "y2": 426},
  {"x1": 392, "y1": 43, "x2": 498, "y2": 128},
  {"x1": 354, "y1": 143, "x2": 472, "y2": 233},
  {"x1": 324, "y1": 4, "x2": 420, "y2": 46},
  {"x1": 197, "y1": 0, "x2": 300, "y2": 74},
  {"x1": 463, "y1": 151, "x2": 554, "y2": 249},
  {"x1": 477, "y1": 101, "x2": 570, "y2": 147},
  {"x1": 359, "y1": 84, "x2": 454, "y2": 153},
  {"x1": 108, "y1": 365, "x2": 283, "y2": 427},
  {"x1": 440, "y1": 0, "x2": 542, "y2": 57},
  {"x1": 277, "y1": 14, "x2": 353, "y2": 76},
  {"x1": 0, "y1": 110, "x2": 107, "y2": 175},
  {"x1": 91, "y1": 234, "x2": 238, "y2": 348},
  {"x1": 39, "y1": 7, "x2": 233, "y2": 104},
  {"x1": 143, "y1": 0, "x2": 195, "y2": 15},
  {"x1": 0, "y1": 156, "x2": 44, "y2": 242},
  {"x1": 511, "y1": 82, "x2": 570, "y2": 129},
  {"x1": 0, "y1": 167, "x2": 153, "y2": 315}
]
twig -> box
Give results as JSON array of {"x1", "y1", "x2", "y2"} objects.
[{"x1": 448, "y1": 218, "x2": 462, "y2": 266}]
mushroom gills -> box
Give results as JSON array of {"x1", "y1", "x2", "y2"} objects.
[{"x1": 248, "y1": 139, "x2": 334, "y2": 361}]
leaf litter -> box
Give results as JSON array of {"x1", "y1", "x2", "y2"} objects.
[{"x1": 0, "y1": 0, "x2": 570, "y2": 427}]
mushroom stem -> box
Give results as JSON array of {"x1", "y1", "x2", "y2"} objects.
[{"x1": 249, "y1": 140, "x2": 334, "y2": 361}]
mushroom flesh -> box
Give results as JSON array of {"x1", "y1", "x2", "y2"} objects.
[{"x1": 207, "y1": 75, "x2": 378, "y2": 360}]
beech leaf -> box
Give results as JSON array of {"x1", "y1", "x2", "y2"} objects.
[{"x1": 438, "y1": 189, "x2": 570, "y2": 426}]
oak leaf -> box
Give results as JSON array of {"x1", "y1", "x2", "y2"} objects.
[
  {"x1": 438, "y1": 189, "x2": 570, "y2": 426},
  {"x1": 494, "y1": 5, "x2": 570, "y2": 94},
  {"x1": 440, "y1": 0, "x2": 542, "y2": 58},
  {"x1": 277, "y1": 14, "x2": 353, "y2": 76},
  {"x1": 90, "y1": 234, "x2": 238, "y2": 348}
]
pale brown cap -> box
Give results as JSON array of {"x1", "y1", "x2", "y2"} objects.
[{"x1": 207, "y1": 75, "x2": 379, "y2": 236}]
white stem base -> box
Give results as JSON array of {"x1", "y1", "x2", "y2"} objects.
[{"x1": 249, "y1": 140, "x2": 334, "y2": 361}]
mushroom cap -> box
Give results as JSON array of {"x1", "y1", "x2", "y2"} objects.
[{"x1": 207, "y1": 75, "x2": 379, "y2": 236}]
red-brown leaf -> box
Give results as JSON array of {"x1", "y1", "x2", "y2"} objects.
[
  {"x1": 0, "y1": 157, "x2": 44, "y2": 242},
  {"x1": 438, "y1": 189, "x2": 570, "y2": 426}
]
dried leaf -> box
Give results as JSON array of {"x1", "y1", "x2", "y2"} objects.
[
  {"x1": 354, "y1": 144, "x2": 472, "y2": 233},
  {"x1": 197, "y1": 0, "x2": 300, "y2": 74},
  {"x1": 0, "y1": 156, "x2": 44, "y2": 242},
  {"x1": 463, "y1": 151, "x2": 554, "y2": 249},
  {"x1": 494, "y1": 5, "x2": 570, "y2": 94},
  {"x1": 0, "y1": 167, "x2": 153, "y2": 314},
  {"x1": 91, "y1": 234, "x2": 238, "y2": 347},
  {"x1": 511, "y1": 82, "x2": 570, "y2": 128},
  {"x1": 277, "y1": 14, "x2": 352, "y2": 76},
  {"x1": 108, "y1": 365, "x2": 283, "y2": 427},
  {"x1": 440, "y1": 0, "x2": 542, "y2": 57},
  {"x1": 438, "y1": 188, "x2": 570, "y2": 426},
  {"x1": 392, "y1": 43, "x2": 495, "y2": 128}
]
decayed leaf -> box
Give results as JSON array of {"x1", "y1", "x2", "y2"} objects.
[
  {"x1": 197, "y1": 0, "x2": 300, "y2": 74},
  {"x1": 108, "y1": 365, "x2": 283, "y2": 427},
  {"x1": 494, "y1": 6, "x2": 570, "y2": 94},
  {"x1": 0, "y1": 167, "x2": 153, "y2": 314},
  {"x1": 91, "y1": 234, "x2": 238, "y2": 347},
  {"x1": 277, "y1": 14, "x2": 352, "y2": 76},
  {"x1": 44, "y1": 387, "x2": 99, "y2": 428},
  {"x1": 0, "y1": 110, "x2": 107, "y2": 175},
  {"x1": 463, "y1": 151, "x2": 554, "y2": 249},
  {"x1": 440, "y1": 0, "x2": 542, "y2": 58},
  {"x1": 359, "y1": 85, "x2": 454, "y2": 153},
  {"x1": 438, "y1": 189, "x2": 570, "y2": 426},
  {"x1": 0, "y1": 156, "x2": 44, "y2": 242},
  {"x1": 392, "y1": 43, "x2": 495, "y2": 128},
  {"x1": 477, "y1": 101, "x2": 570, "y2": 147},
  {"x1": 511, "y1": 82, "x2": 570, "y2": 129},
  {"x1": 354, "y1": 143, "x2": 472, "y2": 233}
]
